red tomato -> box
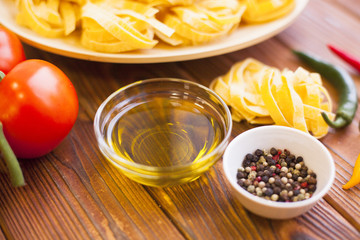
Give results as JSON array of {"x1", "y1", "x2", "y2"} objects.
[
  {"x1": 0, "y1": 26, "x2": 26, "y2": 74},
  {"x1": 0, "y1": 59, "x2": 79, "y2": 158}
]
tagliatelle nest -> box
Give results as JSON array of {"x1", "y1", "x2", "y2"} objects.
[
  {"x1": 14, "y1": 0, "x2": 250, "y2": 52},
  {"x1": 210, "y1": 58, "x2": 335, "y2": 138},
  {"x1": 14, "y1": 0, "x2": 295, "y2": 53}
]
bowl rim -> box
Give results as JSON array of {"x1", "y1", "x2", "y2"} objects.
[
  {"x1": 93, "y1": 77, "x2": 233, "y2": 172},
  {"x1": 223, "y1": 125, "x2": 335, "y2": 209}
]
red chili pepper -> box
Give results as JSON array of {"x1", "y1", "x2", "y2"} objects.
[{"x1": 327, "y1": 44, "x2": 360, "y2": 73}]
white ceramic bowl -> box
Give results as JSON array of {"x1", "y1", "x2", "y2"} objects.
[{"x1": 223, "y1": 125, "x2": 335, "y2": 219}]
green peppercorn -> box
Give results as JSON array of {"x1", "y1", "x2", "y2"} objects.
[
  {"x1": 297, "y1": 194, "x2": 305, "y2": 201},
  {"x1": 280, "y1": 190, "x2": 288, "y2": 201},
  {"x1": 247, "y1": 185, "x2": 255, "y2": 193},
  {"x1": 271, "y1": 194, "x2": 279, "y2": 201}
]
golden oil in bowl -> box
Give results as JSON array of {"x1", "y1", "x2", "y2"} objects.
[
  {"x1": 110, "y1": 97, "x2": 223, "y2": 167},
  {"x1": 94, "y1": 78, "x2": 232, "y2": 187}
]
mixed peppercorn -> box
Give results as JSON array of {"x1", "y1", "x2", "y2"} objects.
[{"x1": 237, "y1": 148, "x2": 317, "y2": 202}]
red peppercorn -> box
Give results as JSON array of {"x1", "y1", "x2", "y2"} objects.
[
  {"x1": 276, "y1": 164, "x2": 281, "y2": 169},
  {"x1": 301, "y1": 182, "x2": 308, "y2": 188},
  {"x1": 251, "y1": 166, "x2": 257, "y2": 171},
  {"x1": 256, "y1": 176, "x2": 262, "y2": 182},
  {"x1": 272, "y1": 155, "x2": 279, "y2": 161}
]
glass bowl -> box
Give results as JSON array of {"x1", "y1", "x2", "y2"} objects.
[{"x1": 94, "y1": 78, "x2": 232, "y2": 187}]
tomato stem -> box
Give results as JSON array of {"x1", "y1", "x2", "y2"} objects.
[
  {"x1": 0, "y1": 122, "x2": 25, "y2": 187},
  {"x1": 0, "y1": 71, "x2": 4, "y2": 81}
]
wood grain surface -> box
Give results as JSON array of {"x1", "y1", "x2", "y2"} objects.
[{"x1": 1, "y1": 0, "x2": 360, "y2": 239}]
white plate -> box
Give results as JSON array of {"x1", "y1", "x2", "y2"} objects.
[{"x1": 0, "y1": 0, "x2": 308, "y2": 63}]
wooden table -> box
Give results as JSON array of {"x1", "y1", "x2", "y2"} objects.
[{"x1": 1, "y1": 1, "x2": 360, "y2": 239}]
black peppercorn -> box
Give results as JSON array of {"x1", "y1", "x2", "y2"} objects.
[
  {"x1": 296, "y1": 156, "x2": 303, "y2": 163},
  {"x1": 293, "y1": 189, "x2": 300, "y2": 196},
  {"x1": 237, "y1": 179, "x2": 245, "y2": 187},
  {"x1": 237, "y1": 171, "x2": 247, "y2": 179},
  {"x1": 262, "y1": 175, "x2": 269, "y2": 183},
  {"x1": 273, "y1": 186, "x2": 281, "y2": 195},
  {"x1": 308, "y1": 184, "x2": 316, "y2": 192},
  {"x1": 308, "y1": 176, "x2": 317, "y2": 185},
  {"x1": 264, "y1": 188, "x2": 273, "y2": 196},
  {"x1": 274, "y1": 178, "x2": 282, "y2": 186},
  {"x1": 279, "y1": 172, "x2": 286, "y2": 178},
  {"x1": 270, "y1": 147, "x2": 278, "y2": 156},
  {"x1": 245, "y1": 153, "x2": 254, "y2": 161},
  {"x1": 243, "y1": 159, "x2": 251, "y2": 167},
  {"x1": 255, "y1": 149, "x2": 263, "y2": 156},
  {"x1": 268, "y1": 158, "x2": 276, "y2": 166},
  {"x1": 300, "y1": 170, "x2": 307, "y2": 178},
  {"x1": 285, "y1": 156, "x2": 292, "y2": 165},
  {"x1": 310, "y1": 172, "x2": 317, "y2": 178},
  {"x1": 257, "y1": 164, "x2": 265, "y2": 171}
]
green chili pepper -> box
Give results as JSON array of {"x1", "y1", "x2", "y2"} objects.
[
  {"x1": 0, "y1": 122, "x2": 25, "y2": 187},
  {"x1": 293, "y1": 50, "x2": 358, "y2": 128}
]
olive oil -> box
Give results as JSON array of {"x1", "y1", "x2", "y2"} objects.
[{"x1": 107, "y1": 96, "x2": 225, "y2": 167}]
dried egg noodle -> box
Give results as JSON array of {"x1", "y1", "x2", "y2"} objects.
[
  {"x1": 210, "y1": 58, "x2": 335, "y2": 138},
  {"x1": 13, "y1": 0, "x2": 294, "y2": 53}
]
